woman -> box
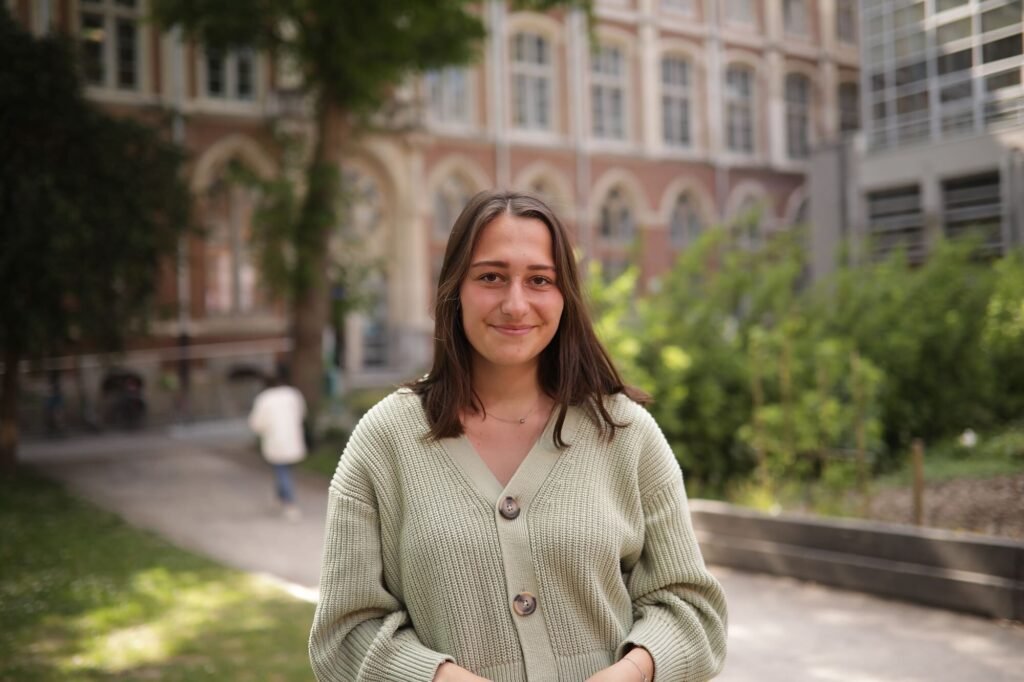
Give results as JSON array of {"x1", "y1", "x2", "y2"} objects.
[{"x1": 310, "y1": 191, "x2": 727, "y2": 681}]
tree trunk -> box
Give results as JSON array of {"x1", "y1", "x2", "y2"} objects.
[
  {"x1": 290, "y1": 96, "x2": 346, "y2": 414},
  {"x1": 0, "y1": 347, "x2": 21, "y2": 476}
]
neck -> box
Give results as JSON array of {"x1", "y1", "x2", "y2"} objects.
[{"x1": 471, "y1": 361, "x2": 544, "y2": 411}]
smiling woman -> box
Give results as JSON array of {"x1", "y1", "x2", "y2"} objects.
[{"x1": 309, "y1": 190, "x2": 728, "y2": 682}]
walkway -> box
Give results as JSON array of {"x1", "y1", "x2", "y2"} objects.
[{"x1": 21, "y1": 425, "x2": 1024, "y2": 682}]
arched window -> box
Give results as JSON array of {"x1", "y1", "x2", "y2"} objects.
[
  {"x1": 732, "y1": 197, "x2": 764, "y2": 249},
  {"x1": 591, "y1": 44, "x2": 627, "y2": 140},
  {"x1": 725, "y1": 64, "x2": 755, "y2": 153},
  {"x1": 786, "y1": 73, "x2": 812, "y2": 159},
  {"x1": 661, "y1": 55, "x2": 693, "y2": 147},
  {"x1": 599, "y1": 186, "x2": 634, "y2": 242},
  {"x1": 670, "y1": 193, "x2": 702, "y2": 248},
  {"x1": 511, "y1": 32, "x2": 553, "y2": 131},
  {"x1": 203, "y1": 174, "x2": 265, "y2": 315},
  {"x1": 433, "y1": 174, "x2": 473, "y2": 239}
]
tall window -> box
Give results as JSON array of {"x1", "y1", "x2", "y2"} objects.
[
  {"x1": 725, "y1": 65, "x2": 755, "y2": 153},
  {"x1": 725, "y1": 0, "x2": 755, "y2": 25},
  {"x1": 670, "y1": 193, "x2": 702, "y2": 248},
  {"x1": 661, "y1": 56, "x2": 693, "y2": 147},
  {"x1": 836, "y1": 0, "x2": 857, "y2": 43},
  {"x1": 839, "y1": 82, "x2": 860, "y2": 132},
  {"x1": 434, "y1": 175, "x2": 473, "y2": 239},
  {"x1": 204, "y1": 48, "x2": 257, "y2": 101},
  {"x1": 783, "y1": 0, "x2": 808, "y2": 36},
  {"x1": 511, "y1": 32, "x2": 554, "y2": 131},
  {"x1": 204, "y1": 177, "x2": 264, "y2": 315},
  {"x1": 732, "y1": 197, "x2": 764, "y2": 250},
  {"x1": 591, "y1": 45, "x2": 627, "y2": 140},
  {"x1": 426, "y1": 67, "x2": 470, "y2": 125},
  {"x1": 79, "y1": 0, "x2": 141, "y2": 91},
  {"x1": 785, "y1": 73, "x2": 812, "y2": 159},
  {"x1": 599, "y1": 186, "x2": 634, "y2": 242}
]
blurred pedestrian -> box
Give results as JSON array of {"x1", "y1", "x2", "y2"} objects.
[
  {"x1": 309, "y1": 191, "x2": 727, "y2": 681},
  {"x1": 248, "y1": 368, "x2": 307, "y2": 522}
]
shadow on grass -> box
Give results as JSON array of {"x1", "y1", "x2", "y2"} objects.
[{"x1": 0, "y1": 472, "x2": 315, "y2": 681}]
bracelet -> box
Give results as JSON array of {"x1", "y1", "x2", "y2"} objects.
[{"x1": 622, "y1": 656, "x2": 649, "y2": 682}]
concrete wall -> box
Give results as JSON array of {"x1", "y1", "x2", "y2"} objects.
[{"x1": 690, "y1": 499, "x2": 1024, "y2": 622}]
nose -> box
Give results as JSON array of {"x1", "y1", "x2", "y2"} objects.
[{"x1": 500, "y1": 280, "x2": 529, "y2": 317}]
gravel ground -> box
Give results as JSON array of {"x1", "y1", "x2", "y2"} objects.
[{"x1": 865, "y1": 473, "x2": 1024, "y2": 540}]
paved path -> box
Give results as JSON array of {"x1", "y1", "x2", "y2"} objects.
[{"x1": 21, "y1": 426, "x2": 1024, "y2": 682}]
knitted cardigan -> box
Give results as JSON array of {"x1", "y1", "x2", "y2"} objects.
[{"x1": 309, "y1": 390, "x2": 727, "y2": 682}]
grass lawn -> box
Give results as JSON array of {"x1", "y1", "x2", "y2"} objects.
[{"x1": 0, "y1": 472, "x2": 315, "y2": 681}]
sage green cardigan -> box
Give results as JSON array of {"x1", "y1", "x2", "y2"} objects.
[{"x1": 309, "y1": 390, "x2": 727, "y2": 681}]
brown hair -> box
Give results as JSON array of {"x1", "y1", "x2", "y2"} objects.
[{"x1": 407, "y1": 189, "x2": 648, "y2": 447}]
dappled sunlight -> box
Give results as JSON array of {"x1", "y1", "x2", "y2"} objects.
[{"x1": 55, "y1": 568, "x2": 302, "y2": 675}]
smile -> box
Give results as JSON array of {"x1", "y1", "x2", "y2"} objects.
[{"x1": 491, "y1": 325, "x2": 534, "y2": 336}]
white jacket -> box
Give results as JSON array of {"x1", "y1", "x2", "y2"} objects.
[{"x1": 248, "y1": 385, "x2": 307, "y2": 464}]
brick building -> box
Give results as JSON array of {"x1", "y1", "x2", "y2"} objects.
[{"x1": 9, "y1": 0, "x2": 860, "y2": 428}]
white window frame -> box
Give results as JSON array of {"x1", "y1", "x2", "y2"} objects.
[
  {"x1": 661, "y1": 55, "x2": 693, "y2": 148},
  {"x1": 78, "y1": 0, "x2": 147, "y2": 95},
  {"x1": 200, "y1": 46, "x2": 260, "y2": 103},
  {"x1": 591, "y1": 44, "x2": 628, "y2": 141},
  {"x1": 725, "y1": 64, "x2": 755, "y2": 155},
  {"x1": 425, "y1": 66, "x2": 473, "y2": 128},
  {"x1": 510, "y1": 32, "x2": 555, "y2": 132}
]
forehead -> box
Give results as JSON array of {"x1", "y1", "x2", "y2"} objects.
[{"x1": 471, "y1": 213, "x2": 555, "y2": 261}]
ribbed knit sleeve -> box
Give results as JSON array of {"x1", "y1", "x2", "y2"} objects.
[
  {"x1": 618, "y1": 409, "x2": 728, "y2": 681},
  {"x1": 308, "y1": 409, "x2": 454, "y2": 682}
]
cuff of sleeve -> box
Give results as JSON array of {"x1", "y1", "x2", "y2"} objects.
[
  {"x1": 618, "y1": 609, "x2": 708, "y2": 681},
  {"x1": 386, "y1": 640, "x2": 455, "y2": 681}
]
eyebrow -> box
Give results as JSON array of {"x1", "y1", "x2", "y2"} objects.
[{"x1": 469, "y1": 260, "x2": 556, "y2": 272}]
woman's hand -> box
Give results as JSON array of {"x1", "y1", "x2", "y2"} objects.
[
  {"x1": 433, "y1": 661, "x2": 492, "y2": 682},
  {"x1": 585, "y1": 647, "x2": 654, "y2": 682}
]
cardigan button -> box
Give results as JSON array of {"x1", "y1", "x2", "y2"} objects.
[
  {"x1": 512, "y1": 592, "x2": 537, "y2": 616},
  {"x1": 499, "y1": 496, "x2": 521, "y2": 520}
]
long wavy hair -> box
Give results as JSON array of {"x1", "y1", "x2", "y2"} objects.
[{"x1": 406, "y1": 190, "x2": 648, "y2": 447}]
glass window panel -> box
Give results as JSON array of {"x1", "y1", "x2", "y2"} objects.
[
  {"x1": 115, "y1": 18, "x2": 137, "y2": 89},
  {"x1": 983, "y1": 34, "x2": 1023, "y2": 63},
  {"x1": 236, "y1": 51, "x2": 255, "y2": 100},
  {"x1": 941, "y1": 80, "x2": 973, "y2": 102},
  {"x1": 937, "y1": 48, "x2": 973, "y2": 75},
  {"x1": 982, "y1": 2, "x2": 1022, "y2": 33},
  {"x1": 937, "y1": 18, "x2": 972, "y2": 45},
  {"x1": 895, "y1": 31, "x2": 926, "y2": 59},
  {"x1": 893, "y1": 3, "x2": 925, "y2": 31},
  {"x1": 986, "y1": 68, "x2": 1022, "y2": 93},
  {"x1": 936, "y1": 0, "x2": 969, "y2": 11},
  {"x1": 80, "y1": 12, "x2": 105, "y2": 85},
  {"x1": 895, "y1": 61, "x2": 927, "y2": 87}
]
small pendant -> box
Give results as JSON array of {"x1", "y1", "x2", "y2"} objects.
[{"x1": 519, "y1": 417, "x2": 526, "y2": 424}]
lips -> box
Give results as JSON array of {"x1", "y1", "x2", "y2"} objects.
[{"x1": 491, "y1": 325, "x2": 534, "y2": 336}]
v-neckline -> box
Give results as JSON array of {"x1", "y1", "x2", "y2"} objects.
[{"x1": 441, "y1": 406, "x2": 580, "y2": 505}]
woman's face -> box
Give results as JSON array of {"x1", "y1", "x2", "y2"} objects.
[{"x1": 459, "y1": 212, "x2": 565, "y2": 376}]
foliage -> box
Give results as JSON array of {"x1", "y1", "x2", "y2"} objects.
[
  {"x1": 0, "y1": 8, "x2": 188, "y2": 470},
  {"x1": 0, "y1": 473, "x2": 314, "y2": 680},
  {"x1": 589, "y1": 221, "x2": 1024, "y2": 496},
  {"x1": 0, "y1": 9, "x2": 188, "y2": 359}
]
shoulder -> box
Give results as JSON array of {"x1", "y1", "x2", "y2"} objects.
[
  {"x1": 356, "y1": 388, "x2": 427, "y2": 433},
  {"x1": 602, "y1": 392, "x2": 659, "y2": 434}
]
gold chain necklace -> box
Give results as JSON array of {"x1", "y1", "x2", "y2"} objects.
[{"x1": 484, "y1": 399, "x2": 541, "y2": 425}]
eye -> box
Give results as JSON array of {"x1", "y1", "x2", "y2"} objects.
[
  {"x1": 529, "y1": 275, "x2": 554, "y2": 287},
  {"x1": 478, "y1": 272, "x2": 503, "y2": 283}
]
